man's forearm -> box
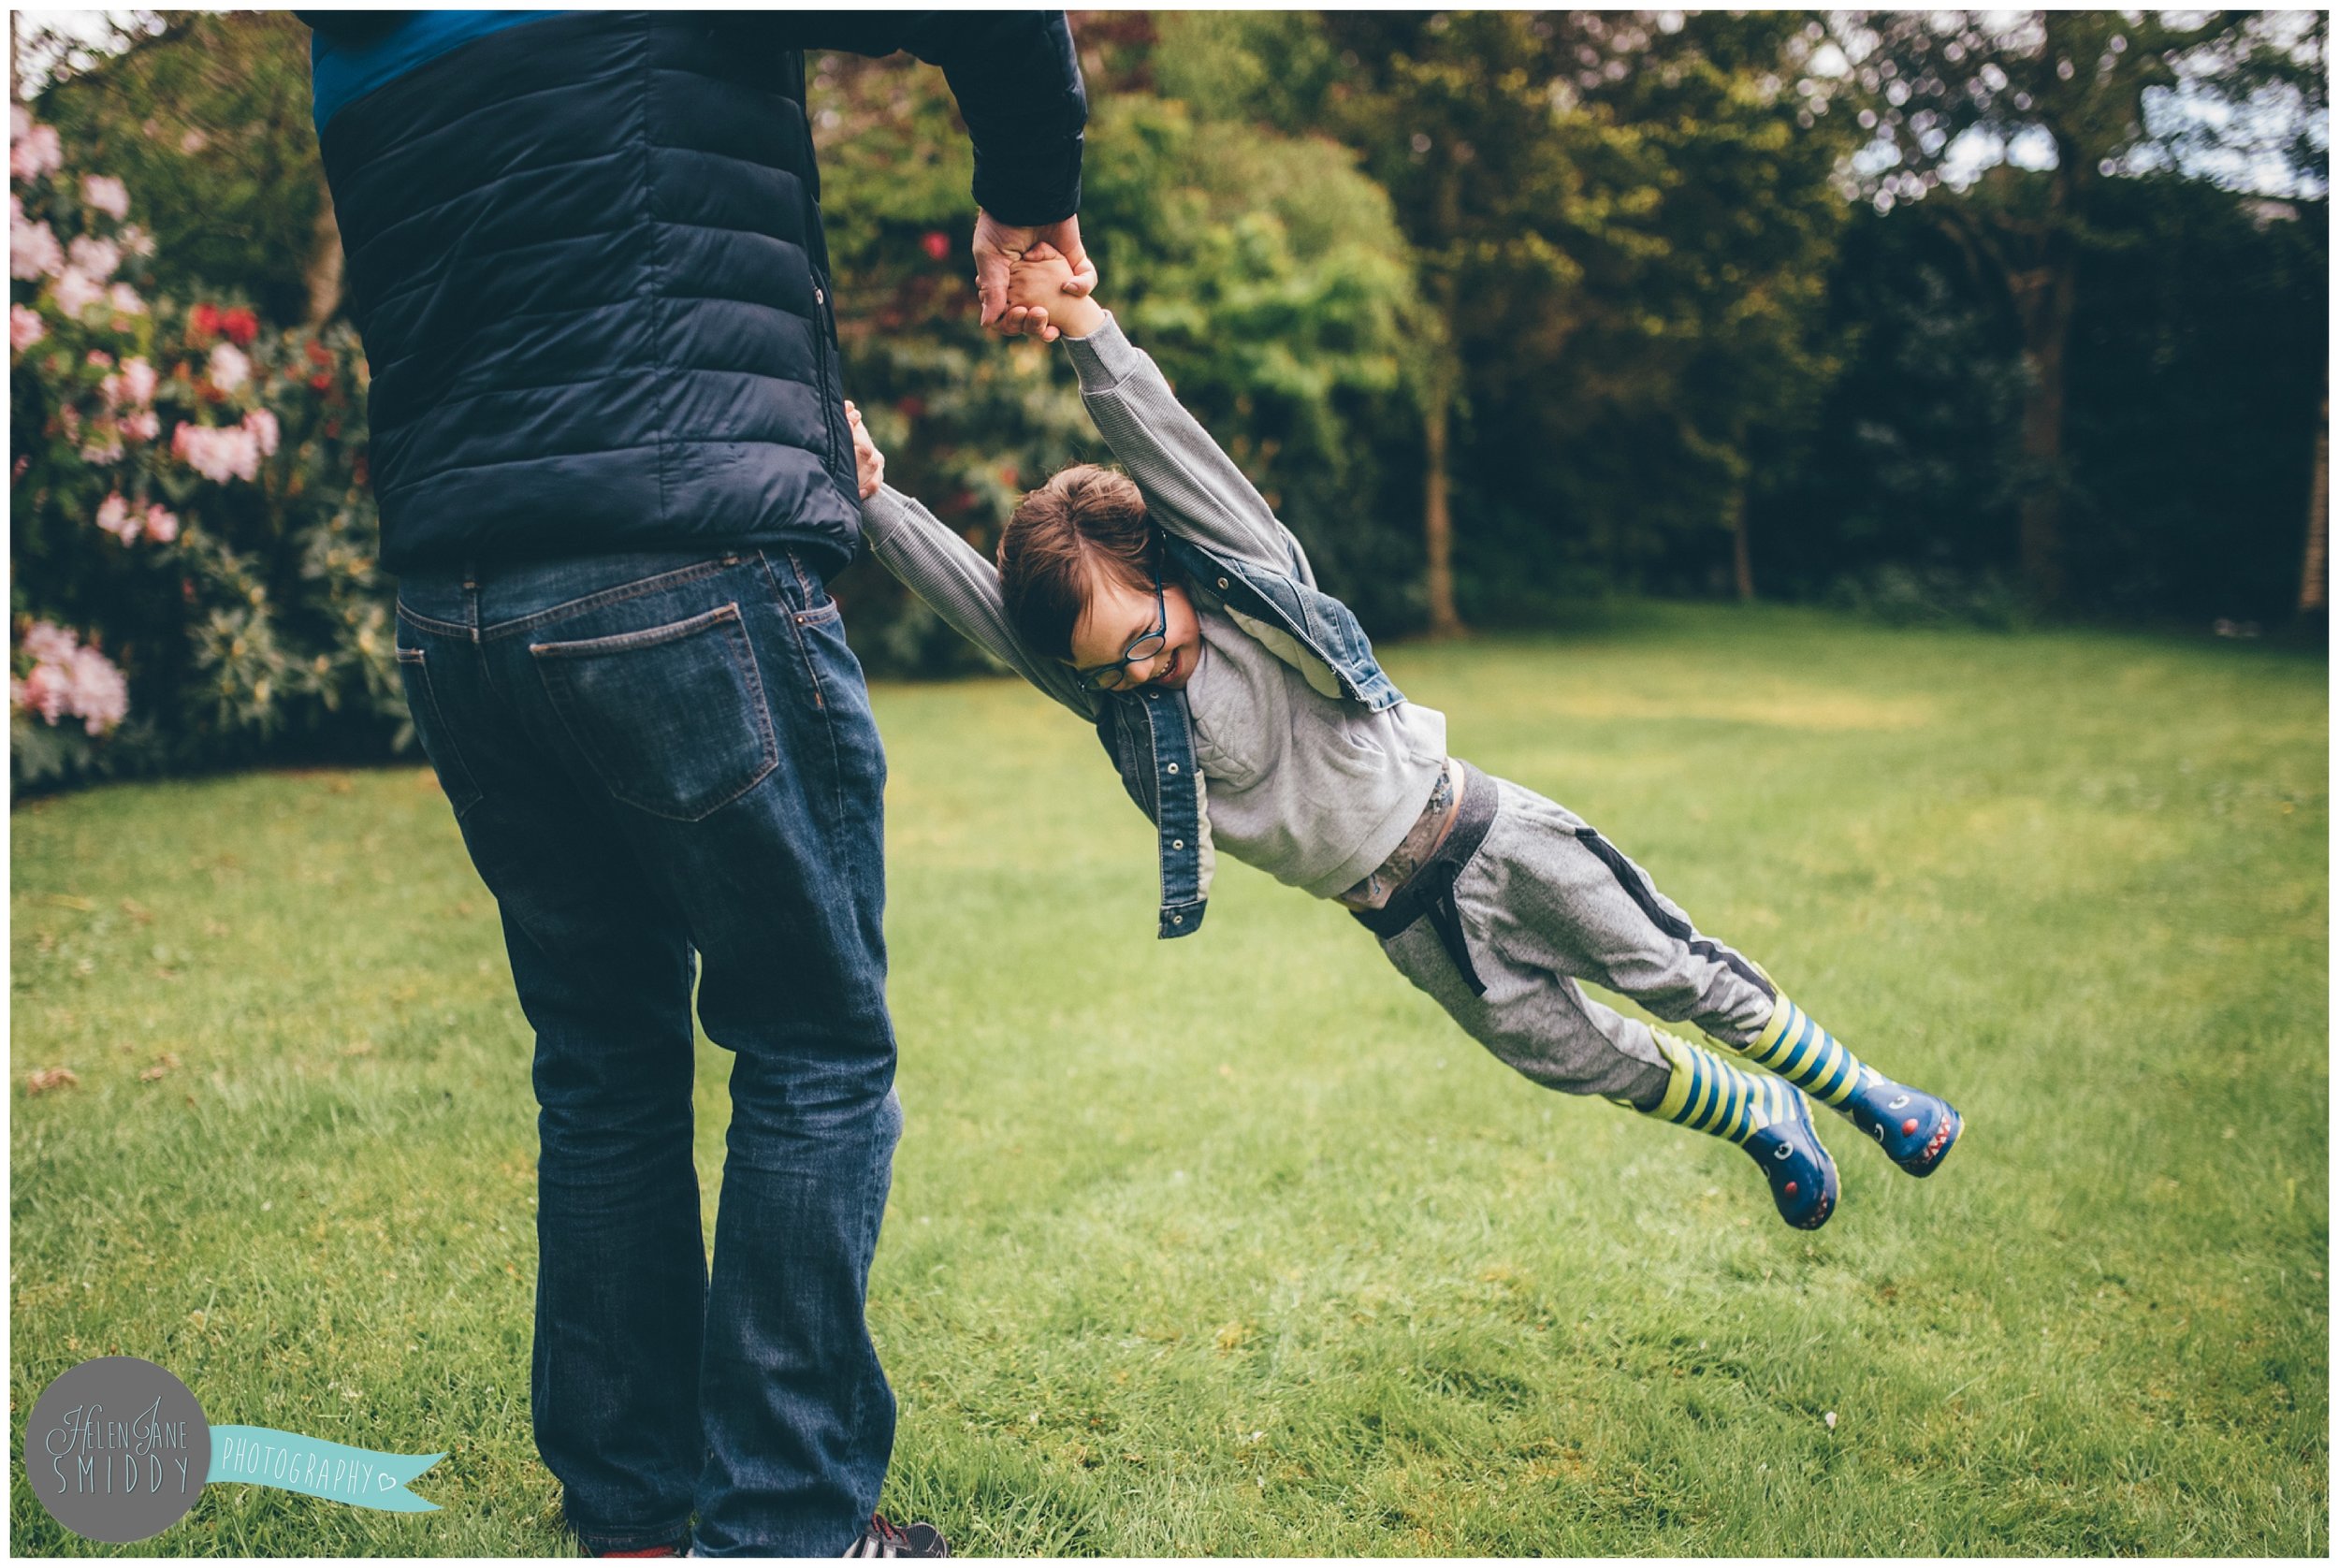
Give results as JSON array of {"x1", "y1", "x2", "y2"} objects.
[{"x1": 899, "y1": 13, "x2": 1087, "y2": 225}]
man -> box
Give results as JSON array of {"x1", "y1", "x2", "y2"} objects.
[{"x1": 298, "y1": 12, "x2": 1092, "y2": 1558}]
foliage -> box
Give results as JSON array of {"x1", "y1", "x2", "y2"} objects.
[
  {"x1": 1154, "y1": 12, "x2": 1862, "y2": 607},
  {"x1": 23, "y1": 12, "x2": 331, "y2": 327},
  {"x1": 816, "y1": 50, "x2": 1423, "y2": 664},
  {"x1": 1827, "y1": 10, "x2": 2329, "y2": 605},
  {"x1": 6, "y1": 14, "x2": 2329, "y2": 790},
  {"x1": 10, "y1": 102, "x2": 395, "y2": 791},
  {"x1": 1760, "y1": 177, "x2": 2329, "y2": 626}
]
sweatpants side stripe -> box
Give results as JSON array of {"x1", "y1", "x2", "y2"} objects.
[{"x1": 1571, "y1": 828, "x2": 1775, "y2": 999}]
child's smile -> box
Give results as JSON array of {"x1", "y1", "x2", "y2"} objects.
[{"x1": 1068, "y1": 573, "x2": 1201, "y2": 692}]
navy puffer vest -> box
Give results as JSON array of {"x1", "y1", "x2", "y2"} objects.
[{"x1": 320, "y1": 12, "x2": 862, "y2": 576}]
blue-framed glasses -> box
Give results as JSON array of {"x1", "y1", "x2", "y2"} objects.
[{"x1": 1071, "y1": 564, "x2": 1169, "y2": 692}]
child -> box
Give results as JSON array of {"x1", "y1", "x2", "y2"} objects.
[{"x1": 847, "y1": 250, "x2": 1960, "y2": 1229}]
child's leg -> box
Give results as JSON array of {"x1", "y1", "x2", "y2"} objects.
[
  {"x1": 1366, "y1": 791, "x2": 1839, "y2": 1228},
  {"x1": 1469, "y1": 775, "x2": 1960, "y2": 1178},
  {"x1": 1373, "y1": 913, "x2": 1838, "y2": 1228}
]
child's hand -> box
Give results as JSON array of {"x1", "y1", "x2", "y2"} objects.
[
  {"x1": 845, "y1": 400, "x2": 884, "y2": 501},
  {"x1": 1004, "y1": 243, "x2": 1107, "y2": 341}
]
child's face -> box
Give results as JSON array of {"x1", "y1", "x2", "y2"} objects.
[{"x1": 1068, "y1": 564, "x2": 1201, "y2": 693}]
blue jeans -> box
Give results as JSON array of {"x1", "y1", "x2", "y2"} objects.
[{"x1": 394, "y1": 548, "x2": 899, "y2": 1557}]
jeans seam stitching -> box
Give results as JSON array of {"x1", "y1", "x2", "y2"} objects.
[
  {"x1": 398, "y1": 645, "x2": 485, "y2": 816},
  {"x1": 478, "y1": 557, "x2": 736, "y2": 642}
]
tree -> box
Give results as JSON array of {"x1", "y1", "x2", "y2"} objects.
[
  {"x1": 1831, "y1": 10, "x2": 2326, "y2": 608},
  {"x1": 1163, "y1": 11, "x2": 1856, "y2": 612},
  {"x1": 23, "y1": 11, "x2": 332, "y2": 328},
  {"x1": 810, "y1": 38, "x2": 1418, "y2": 666}
]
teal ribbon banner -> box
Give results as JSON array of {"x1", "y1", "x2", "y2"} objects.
[{"x1": 205, "y1": 1425, "x2": 445, "y2": 1513}]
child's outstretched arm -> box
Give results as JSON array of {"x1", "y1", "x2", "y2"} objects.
[
  {"x1": 849, "y1": 404, "x2": 1099, "y2": 720},
  {"x1": 1005, "y1": 250, "x2": 1319, "y2": 589}
]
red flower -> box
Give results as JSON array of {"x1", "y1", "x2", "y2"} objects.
[
  {"x1": 310, "y1": 370, "x2": 334, "y2": 392},
  {"x1": 222, "y1": 307, "x2": 259, "y2": 346},
  {"x1": 898, "y1": 396, "x2": 926, "y2": 420},
  {"x1": 188, "y1": 302, "x2": 220, "y2": 341},
  {"x1": 921, "y1": 230, "x2": 951, "y2": 262},
  {"x1": 305, "y1": 340, "x2": 332, "y2": 366},
  {"x1": 324, "y1": 419, "x2": 341, "y2": 439}
]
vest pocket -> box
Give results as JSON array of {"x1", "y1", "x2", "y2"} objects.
[{"x1": 530, "y1": 603, "x2": 778, "y2": 821}]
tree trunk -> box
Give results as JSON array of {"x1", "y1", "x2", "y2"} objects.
[
  {"x1": 2012, "y1": 244, "x2": 2076, "y2": 610},
  {"x1": 1418, "y1": 160, "x2": 1464, "y2": 640},
  {"x1": 1422, "y1": 393, "x2": 1462, "y2": 637},
  {"x1": 303, "y1": 166, "x2": 343, "y2": 328},
  {"x1": 1728, "y1": 486, "x2": 1754, "y2": 603}
]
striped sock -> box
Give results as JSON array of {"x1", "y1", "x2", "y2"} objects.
[
  {"x1": 1623, "y1": 1030, "x2": 1800, "y2": 1148},
  {"x1": 1738, "y1": 996, "x2": 1877, "y2": 1109}
]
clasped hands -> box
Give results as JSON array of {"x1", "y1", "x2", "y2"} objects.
[{"x1": 970, "y1": 209, "x2": 1096, "y2": 341}]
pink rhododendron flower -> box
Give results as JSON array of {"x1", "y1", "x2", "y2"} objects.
[
  {"x1": 65, "y1": 232, "x2": 119, "y2": 280},
  {"x1": 108, "y1": 282, "x2": 143, "y2": 314},
  {"x1": 51, "y1": 266, "x2": 104, "y2": 318},
  {"x1": 10, "y1": 106, "x2": 29, "y2": 144},
  {"x1": 206, "y1": 341, "x2": 250, "y2": 393},
  {"x1": 243, "y1": 406, "x2": 280, "y2": 456},
  {"x1": 65, "y1": 645, "x2": 129, "y2": 733},
  {"x1": 22, "y1": 621, "x2": 78, "y2": 665},
  {"x1": 14, "y1": 661, "x2": 70, "y2": 723},
  {"x1": 79, "y1": 432, "x2": 124, "y2": 465},
  {"x1": 117, "y1": 223, "x2": 153, "y2": 257},
  {"x1": 10, "y1": 622, "x2": 129, "y2": 735},
  {"x1": 10, "y1": 303, "x2": 44, "y2": 352},
  {"x1": 94, "y1": 491, "x2": 137, "y2": 544},
  {"x1": 86, "y1": 349, "x2": 113, "y2": 369},
  {"x1": 97, "y1": 371, "x2": 121, "y2": 403},
  {"x1": 120, "y1": 356, "x2": 155, "y2": 403},
  {"x1": 122, "y1": 408, "x2": 159, "y2": 442},
  {"x1": 143, "y1": 502, "x2": 180, "y2": 543},
  {"x1": 11, "y1": 121, "x2": 62, "y2": 182},
  {"x1": 10, "y1": 215, "x2": 62, "y2": 280},
  {"x1": 171, "y1": 421, "x2": 261, "y2": 484},
  {"x1": 80, "y1": 173, "x2": 129, "y2": 220}
]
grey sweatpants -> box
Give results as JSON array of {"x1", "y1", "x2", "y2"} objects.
[{"x1": 1373, "y1": 772, "x2": 1779, "y2": 1104}]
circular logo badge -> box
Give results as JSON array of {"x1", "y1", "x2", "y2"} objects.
[{"x1": 24, "y1": 1357, "x2": 211, "y2": 1543}]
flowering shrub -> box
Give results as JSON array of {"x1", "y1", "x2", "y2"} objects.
[{"x1": 10, "y1": 105, "x2": 401, "y2": 789}]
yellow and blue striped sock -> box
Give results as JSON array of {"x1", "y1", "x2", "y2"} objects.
[
  {"x1": 1739, "y1": 996, "x2": 1877, "y2": 1108},
  {"x1": 1620, "y1": 1031, "x2": 1838, "y2": 1227},
  {"x1": 1626, "y1": 1030, "x2": 1798, "y2": 1148}
]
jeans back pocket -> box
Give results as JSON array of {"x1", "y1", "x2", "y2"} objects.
[{"x1": 531, "y1": 603, "x2": 779, "y2": 821}]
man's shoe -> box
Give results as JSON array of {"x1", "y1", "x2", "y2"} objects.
[
  {"x1": 1841, "y1": 1074, "x2": 1962, "y2": 1178},
  {"x1": 845, "y1": 1515, "x2": 950, "y2": 1558}
]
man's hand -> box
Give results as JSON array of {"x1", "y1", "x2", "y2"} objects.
[
  {"x1": 1004, "y1": 243, "x2": 1106, "y2": 341},
  {"x1": 973, "y1": 210, "x2": 1096, "y2": 341},
  {"x1": 845, "y1": 400, "x2": 885, "y2": 501}
]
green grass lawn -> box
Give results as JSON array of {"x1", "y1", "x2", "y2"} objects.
[{"x1": 11, "y1": 603, "x2": 2328, "y2": 1556}]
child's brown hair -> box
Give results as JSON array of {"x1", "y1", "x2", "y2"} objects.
[{"x1": 996, "y1": 464, "x2": 1155, "y2": 662}]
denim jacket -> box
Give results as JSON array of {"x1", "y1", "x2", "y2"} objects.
[
  {"x1": 856, "y1": 313, "x2": 1405, "y2": 938},
  {"x1": 1092, "y1": 530, "x2": 1403, "y2": 936}
]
